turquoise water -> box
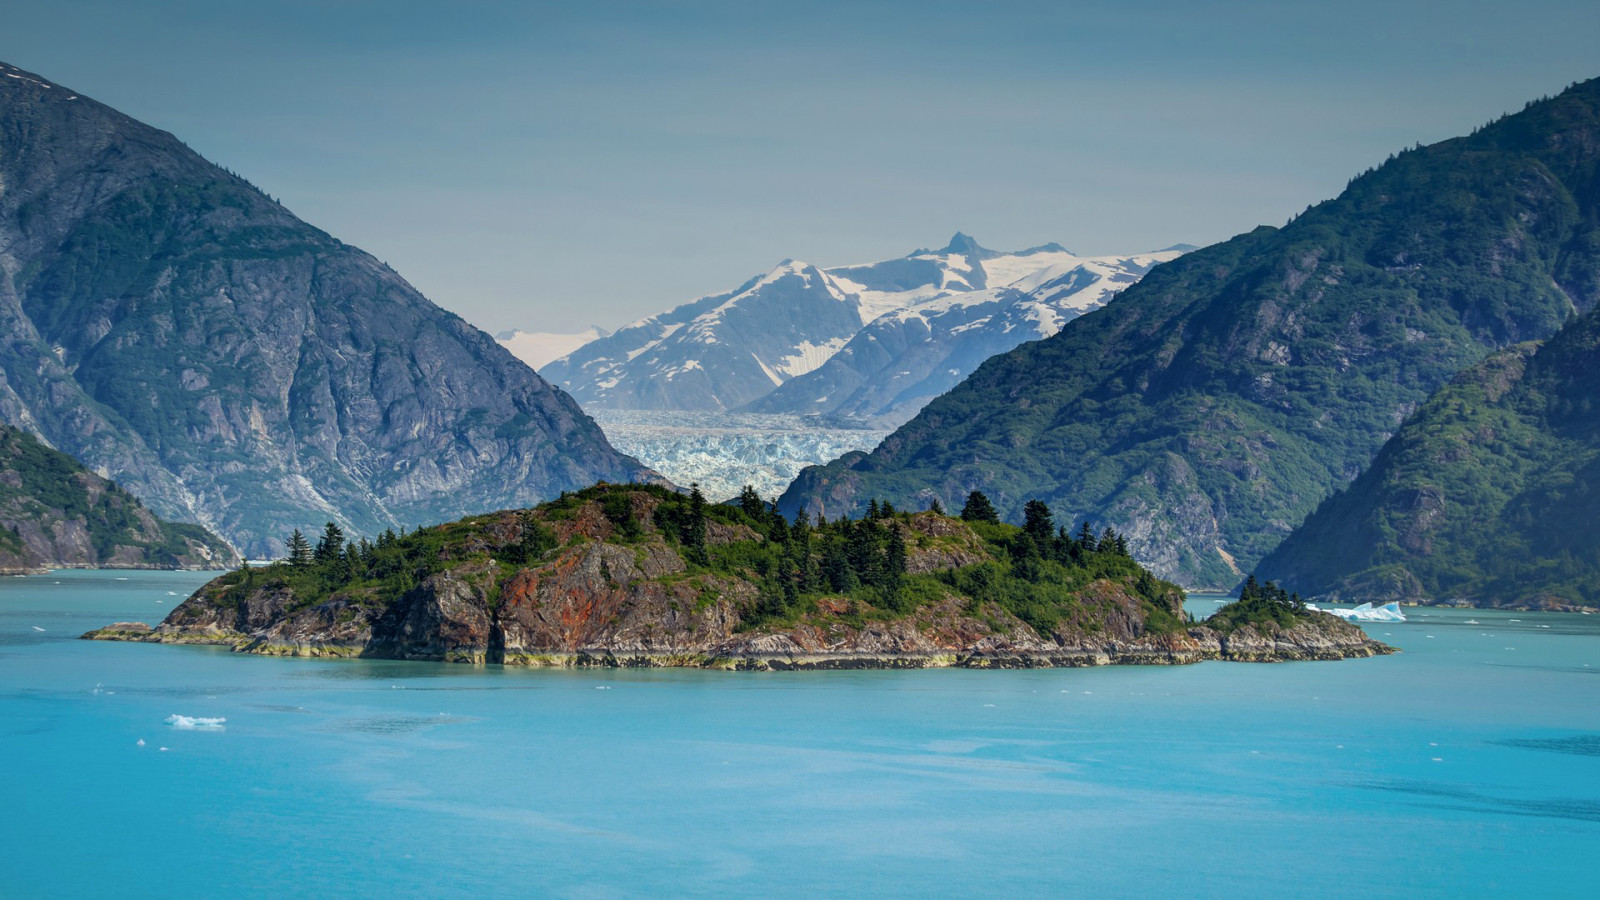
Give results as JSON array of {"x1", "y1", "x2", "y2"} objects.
[{"x1": 3, "y1": 574, "x2": 1598, "y2": 898}]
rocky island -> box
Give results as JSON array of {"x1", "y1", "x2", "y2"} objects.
[{"x1": 85, "y1": 484, "x2": 1392, "y2": 668}]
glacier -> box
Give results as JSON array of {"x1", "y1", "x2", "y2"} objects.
[
  {"x1": 1307, "y1": 602, "x2": 1408, "y2": 623},
  {"x1": 589, "y1": 410, "x2": 890, "y2": 502}
]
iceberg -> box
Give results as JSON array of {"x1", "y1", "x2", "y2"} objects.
[
  {"x1": 165, "y1": 714, "x2": 226, "y2": 730},
  {"x1": 1307, "y1": 601, "x2": 1407, "y2": 623}
]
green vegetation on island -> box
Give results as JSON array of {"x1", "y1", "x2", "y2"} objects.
[
  {"x1": 88, "y1": 482, "x2": 1390, "y2": 667},
  {"x1": 217, "y1": 483, "x2": 1183, "y2": 641}
]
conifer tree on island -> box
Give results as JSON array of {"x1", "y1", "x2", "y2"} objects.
[{"x1": 961, "y1": 490, "x2": 999, "y2": 523}]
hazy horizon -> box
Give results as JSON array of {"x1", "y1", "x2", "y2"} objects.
[{"x1": 7, "y1": 0, "x2": 1599, "y2": 334}]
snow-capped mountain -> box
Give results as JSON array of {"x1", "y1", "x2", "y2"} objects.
[
  {"x1": 539, "y1": 234, "x2": 1188, "y2": 423},
  {"x1": 747, "y1": 244, "x2": 1190, "y2": 424}
]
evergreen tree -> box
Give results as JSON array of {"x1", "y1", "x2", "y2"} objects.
[
  {"x1": 928, "y1": 497, "x2": 944, "y2": 515},
  {"x1": 683, "y1": 484, "x2": 708, "y2": 565},
  {"x1": 1077, "y1": 521, "x2": 1097, "y2": 552},
  {"x1": 822, "y1": 538, "x2": 857, "y2": 592},
  {"x1": 284, "y1": 528, "x2": 312, "y2": 567},
  {"x1": 1023, "y1": 500, "x2": 1054, "y2": 547},
  {"x1": 314, "y1": 522, "x2": 345, "y2": 564},
  {"x1": 738, "y1": 484, "x2": 765, "y2": 520},
  {"x1": 961, "y1": 490, "x2": 999, "y2": 523},
  {"x1": 867, "y1": 498, "x2": 881, "y2": 520}
]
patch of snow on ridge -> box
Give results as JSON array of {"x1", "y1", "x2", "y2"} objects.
[{"x1": 777, "y1": 338, "x2": 848, "y2": 378}]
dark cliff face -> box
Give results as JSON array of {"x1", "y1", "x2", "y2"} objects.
[
  {"x1": 1258, "y1": 304, "x2": 1600, "y2": 608},
  {"x1": 779, "y1": 78, "x2": 1600, "y2": 589},
  {"x1": 83, "y1": 485, "x2": 1390, "y2": 667},
  {"x1": 0, "y1": 424, "x2": 236, "y2": 571},
  {"x1": 0, "y1": 61, "x2": 655, "y2": 556}
]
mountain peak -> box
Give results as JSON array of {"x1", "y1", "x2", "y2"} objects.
[{"x1": 941, "y1": 232, "x2": 988, "y2": 257}]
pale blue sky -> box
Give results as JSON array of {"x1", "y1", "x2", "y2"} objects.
[{"x1": 6, "y1": 1, "x2": 1598, "y2": 333}]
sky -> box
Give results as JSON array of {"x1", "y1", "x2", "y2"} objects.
[{"x1": 6, "y1": 1, "x2": 1600, "y2": 335}]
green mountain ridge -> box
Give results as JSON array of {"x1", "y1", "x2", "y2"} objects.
[
  {"x1": 779, "y1": 78, "x2": 1600, "y2": 588},
  {"x1": 1257, "y1": 304, "x2": 1600, "y2": 607},
  {"x1": 0, "y1": 424, "x2": 236, "y2": 572}
]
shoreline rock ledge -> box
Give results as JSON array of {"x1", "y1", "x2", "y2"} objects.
[{"x1": 83, "y1": 603, "x2": 1392, "y2": 669}]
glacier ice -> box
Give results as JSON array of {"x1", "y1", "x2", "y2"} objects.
[{"x1": 1307, "y1": 601, "x2": 1407, "y2": 622}]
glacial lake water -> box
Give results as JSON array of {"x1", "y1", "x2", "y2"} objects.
[{"x1": 3, "y1": 572, "x2": 1598, "y2": 898}]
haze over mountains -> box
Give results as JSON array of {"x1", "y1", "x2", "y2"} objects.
[
  {"x1": 781, "y1": 79, "x2": 1600, "y2": 589},
  {"x1": 539, "y1": 235, "x2": 1187, "y2": 427},
  {"x1": 0, "y1": 61, "x2": 653, "y2": 557}
]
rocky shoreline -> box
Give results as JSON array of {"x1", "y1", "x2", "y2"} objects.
[{"x1": 84, "y1": 611, "x2": 1392, "y2": 670}]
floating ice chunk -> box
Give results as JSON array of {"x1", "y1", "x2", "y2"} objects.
[
  {"x1": 1308, "y1": 601, "x2": 1406, "y2": 622},
  {"x1": 136, "y1": 739, "x2": 145, "y2": 747},
  {"x1": 166, "y1": 714, "x2": 226, "y2": 730},
  {"x1": 31, "y1": 626, "x2": 44, "y2": 631}
]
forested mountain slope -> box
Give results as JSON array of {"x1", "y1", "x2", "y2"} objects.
[
  {"x1": 0, "y1": 424, "x2": 235, "y2": 572},
  {"x1": 1257, "y1": 304, "x2": 1600, "y2": 608},
  {"x1": 780, "y1": 78, "x2": 1600, "y2": 588}
]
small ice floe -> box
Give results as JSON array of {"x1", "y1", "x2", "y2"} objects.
[
  {"x1": 115, "y1": 577, "x2": 128, "y2": 581},
  {"x1": 31, "y1": 626, "x2": 44, "y2": 632},
  {"x1": 1307, "y1": 601, "x2": 1406, "y2": 622},
  {"x1": 159, "y1": 747, "x2": 169, "y2": 752},
  {"x1": 983, "y1": 703, "x2": 996, "y2": 708},
  {"x1": 594, "y1": 686, "x2": 611, "y2": 690},
  {"x1": 1465, "y1": 619, "x2": 1480, "y2": 625},
  {"x1": 166, "y1": 591, "x2": 177, "y2": 596},
  {"x1": 136, "y1": 739, "x2": 145, "y2": 747},
  {"x1": 1509, "y1": 619, "x2": 1521, "y2": 622},
  {"x1": 165, "y1": 714, "x2": 225, "y2": 730},
  {"x1": 1539, "y1": 625, "x2": 1551, "y2": 629}
]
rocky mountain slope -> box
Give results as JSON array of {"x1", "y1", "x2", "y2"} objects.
[
  {"x1": 0, "y1": 424, "x2": 235, "y2": 572},
  {"x1": 84, "y1": 483, "x2": 1388, "y2": 667},
  {"x1": 1257, "y1": 304, "x2": 1600, "y2": 608},
  {"x1": 539, "y1": 234, "x2": 1183, "y2": 425},
  {"x1": 0, "y1": 61, "x2": 654, "y2": 557},
  {"x1": 779, "y1": 78, "x2": 1600, "y2": 588}
]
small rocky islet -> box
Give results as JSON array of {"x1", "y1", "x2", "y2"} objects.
[{"x1": 85, "y1": 484, "x2": 1392, "y2": 669}]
